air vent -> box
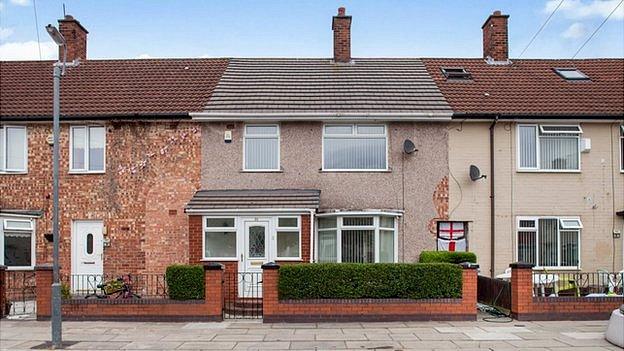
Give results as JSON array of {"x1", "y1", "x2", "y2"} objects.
[
  {"x1": 554, "y1": 68, "x2": 589, "y2": 80},
  {"x1": 441, "y1": 67, "x2": 472, "y2": 80}
]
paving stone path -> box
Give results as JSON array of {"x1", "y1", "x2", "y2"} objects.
[{"x1": 0, "y1": 315, "x2": 619, "y2": 350}]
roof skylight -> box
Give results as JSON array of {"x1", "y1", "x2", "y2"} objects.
[
  {"x1": 441, "y1": 67, "x2": 472, "y2": 80},
  {"x1": 554, "y1": 68, "x2": 589, "y2": 80}
]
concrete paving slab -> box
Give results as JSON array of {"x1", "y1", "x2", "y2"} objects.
[
  {"x1": 561, "y1": 332, "x2": 606, "y2": 339},
  {"x1": 289, "y1": 341, "x2": 347, "y2": 350},
  {"x1": 177, "y1": 341, "x2": 236, "y2": 350},
  {"x1": 465, "y1": 331, "x2": 522, "y2": 341},
  {"x1": 345, "y1": 340, "x2": 403, "y2": 349},
  {"x1": 400, "y1": 340, "x2": 458, "y2": 349},
  {"x1": 67, "y1": 341, "x2": 129, "y2": 350},
  {"x1": 121, "y1": 341, "x2": 183, "y2": 350},
  {"x1": 233, "y1": 341, "x2": 290, "y2": 350}
]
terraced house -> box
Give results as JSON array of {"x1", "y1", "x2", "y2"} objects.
[{"x1": 0, "y1": 8, "x2": 622, "y2": 297}]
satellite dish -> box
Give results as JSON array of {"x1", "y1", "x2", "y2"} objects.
[
  {"x1": 469, "y1": 165, "x2": 486, "y2": 181},
  {"x1": 403, "y1": 139, "x2": 417, "y2": 154}
]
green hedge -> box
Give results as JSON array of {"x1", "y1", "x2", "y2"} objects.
[
  {"x1": 165, "y1": 264, "x2": 204, "y2": 300},
  {"x1": 278, "y1": 263, "x2": 462, "y2": 300},
  {"x1": 418, "y1": 251, "x2": 477, "y2": 264}
]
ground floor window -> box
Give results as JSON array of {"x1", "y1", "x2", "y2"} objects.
[
  {"x1": 316, "y1": 215, "x2": 398, "y2": 263},
  {"x1": 517, "y1": 216, "x2": 582, "y2": 268},
  {"x1": 0, "y1": 217, "x2": 35, "y2": 268}
]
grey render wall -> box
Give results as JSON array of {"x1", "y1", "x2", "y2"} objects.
[{"x1": 201, "y1": 121, "x2": 449, "y2": 262}]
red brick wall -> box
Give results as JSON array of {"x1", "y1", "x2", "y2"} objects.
[
  {"x1": 1, "y1": 122, "x2": 201, "y2": 275},
  {"x1": 482, "y1": 11, "x2": 509, "y2": 61},
  {"x1": 262, "y1": 264, "x2": 478, "y2": 322},
  {"x1": 0, "y1": 266, "x2": 6, "y2": 317},
  {"x1": 510, "y1": 263, "x2": 623, "y2": 320}
]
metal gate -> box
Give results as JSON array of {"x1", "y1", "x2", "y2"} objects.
[
  {"x1": 4, "y1": 270, "x2": 37, "y2": 318},
  {"x1": 223, "y1": 272, "x2": 262, "y2": 319}
]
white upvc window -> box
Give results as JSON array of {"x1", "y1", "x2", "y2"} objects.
[
  {"x1": 69, "y1": 126, "x2": 106, "y2": 173},
  {"x1": 322, "y1": 124, "x2": 387, "y2": 171},
  {"x1": 203, "y1": 217, "x2": 237, "y2": 260},
  {"x1": 620, "y1": 125, "x2": 623, "y2": 172},
  {"x1": 516, "y1": 216, "x2": 582, "y2": 269},
  {"x1": 243, "y1": 124, "x2": 280, "y2": 171},
  {"x1": 517, "y1": 124, "x2": 581, "y2": 172},
  {"x1": 0, "y1": 218, "x2": 36, "y2": 269},
  {"x1": 316, "y1": 215, "x2": 397, "y2": 263},
  {"x1": 276, "y1": 217, "x2": 301, "y2": 260},
  {"x1": 0, "y1": 125, "x2": 28, "y2": 173}
]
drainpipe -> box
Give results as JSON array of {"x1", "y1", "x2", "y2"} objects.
[
  {"x1": 309, "y1": 210, "x2": 315, "y2": 263},
  {"x1": 489, "y1": 116, "x2": 499, "y2": 278}
]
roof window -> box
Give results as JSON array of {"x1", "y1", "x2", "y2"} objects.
[
  {"x1": 554, "y1": 68, "x2": 589, "y2": 80},
  {"x1": 441, "y1": 67, "x2": 472, "y2": 80}
]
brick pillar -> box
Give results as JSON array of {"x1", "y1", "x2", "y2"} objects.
[
  {"x1": 0, "y1": 265, "x2": 6, "y2": 318},
  {"x1": 460, "y1": 262, "x2": 479, "y2": 318},
  {"x1": 261, "y1": 262, "x2": 280, "y2": 321},
  {"x1": 189, "y1": 215, "x2": 203, "y2": 264},
  {"x1": 35, "y1": 264, "x2": 53, "y2": 320},
  {"x1": 203, "y1": 262, "x2": 224, "y2": 321},
  {"x1": 510, "y1": 262, "x2": 534, "y2": 320}
]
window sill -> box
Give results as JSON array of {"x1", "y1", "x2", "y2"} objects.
[
  {"x1": 239, "y1": 169, "x2": 283, "y2": 173},
  {"x1": 532, "y1": 266, "x2": 580, "y2": 271},
  {"x1": 516, "y1": 169, "x2": 581, "y2": 174},
  {"x1": 320, "y1": 169, "x2": 392, "y2": 173},
  {"x1": 5, "y1": 266, "x2": 35, "y2": 271},
  {"x1": 0, "y1": 171, "x2": 28, "y2": 175},
  {"x1": 275, "y1": 258, "x2": 303, "y2": 262},
  {"x1": 68, "y1": 171, "x2": 106, "y2": 175},
  {"x1": 200, "y1": 258, "x2": 239, "y2": 262}
]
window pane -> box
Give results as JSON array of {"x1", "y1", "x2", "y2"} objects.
[
  {"x1": 248, "y1": 226, "x2": 266, "y2": 258},
  {"x1": 6, "y1": 127, "x2": 26, "y2": 170},
  {"x1": 206, "y1": 218, "x2": 235, "y2": 228},
  {"x1": 519, "y1": 220, "x2": 536, "y2": 228},
  {"x1": 324, "y1": 137, "x2": 386, "y2": 170},
  {"x1": 86, "y1": 233, "x2": 94, "y2": 254},
  {"x1": 518, "y1": 231, "x2": 536, "y2": 265},
  {"x1": 317, "y1": 230, "x2": 337, "y2": 262},
  {"x1": 277, "y1": 231, "x2": 299, "y2": 258},
  {"x1": 88, "y1": 127, "x2": 105, "y2": 171},
  {"x1": 278, "y1": 217, "x2": 297, "y2": 228},
  {"x1": 343, "y1": 217, "x2": 374, "y2": 226},
  {"x1": 245, "y1": 137, "x2": 279, "y2": 169},
  {"x1": 560, "y1": 230, "x2": 579, "y2": 267},
  {"x1": 519, "y1": 125, "x2": 537, "y2": 168},
  {"x1": 380, "y1": 216, "x2": 395, "y2": 228},
  {"x1": 379, "y1": 230, "x2": 394, "y2": 263},
  {"x1": 357, "y1": 125, "x2": 385, "y2": 135},
  {"x1": 341, "y1": 230, "x2": 374, "y2": 263},
  {"x1": 204, "y1": 231, "x2": 236, "y2": 258},
  {"x1": 72, "y1": 127, "x2": 86, "y2": 170},
  {"x1": 246, "y1": 125, "x2": 278, "y2": 135},
  {"x1": 540, "y1": 136, "x2": 578, "y2": 170},
  {"x1": 4, "y1": 220, "x2": 32, "y2": 230},
  {"x1": 318, "y1": 217, "x2": 336, "y2": 229},
  {"x1": 0, "y1": 127, "x2": 5, "y2": 170},
  {"x1": 3, "y1": 231, "x2": 32, "y2": 266},
  {"x1": 538, "y1": 218, "x2": 558, "y2": 266},
  {"x1": 325, "y1": 125, "x2": 352, "y2": 135}
]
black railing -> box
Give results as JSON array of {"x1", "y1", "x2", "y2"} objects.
[
  {"x1": 532, "y1": 271, "x2": 624, "y2": 297},
  {"x1": 223, "y1": 272, "x2": 263, "y2": 319},
  {"x1": 477, "y1": 275, "x2": 511, "y2": 310},
  {"x1": 4, "y1": 270, "x2": 37, "y2": 316},
  {"x1": 62, "y1": 273, "x2": 167, "y2": 299}
]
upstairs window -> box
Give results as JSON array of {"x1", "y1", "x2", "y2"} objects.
[
  {"x1": 554, "y1": 68, "x2": 589, "y2": 81},
  {"x1": 0, "y1": 125, "x2": 27, "y2": 173},
  {"x1": 517, "y1": 217, "x2": 581, "y2": 268},
  {"x1": 441, "y1": 67, "x2": 472, "y2": 80},
  {"x1": 518, "y1": 124, "x2": 581, "y2": 171},
  {"x1": 620, "y1": 125, "x2": 623, "y2": 172},
  {"x1": 70, "y1": 126, "x2": 106, "y2": 173},
  {"x1": 323, "y1": 124, "x2": 387, "y2": 171},
  {"x1": 243, "y1": 124, "x2": 280, "y2": 171}
]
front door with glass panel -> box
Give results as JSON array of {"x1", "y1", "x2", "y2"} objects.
[
  {"x1": 241, "y1": 219, "x2": 269, "y2": 297},
  {"x1": 71, "y1": 221, "x2": 104, "y2": 293}
]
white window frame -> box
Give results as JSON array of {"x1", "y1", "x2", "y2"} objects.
[
  {"x1": 275, "y1": 216, "x2": 302, "y2": 261},
  {"x1": 202, "y1": 216, "x2": 238, "y2": 261},
  {"x1": 620, "y1": 125, "x2": 623, "y2": 173},
  {"x1": 69, "y1": 125, "x2": 106, "y2": 174},
  {"x1": 516, "y1": 124, "x2": 581, "y2": 172},
  {"x1": 0, "y1": 217, "x2": 36, "y2": 270},
  {"x1": 516, "y1": 216, "x2": 582, "y2": 269},
  {"x1": 0, "y1": 125, "x2": 28, "y2": 173},
  {"x1": 242, "y1": 124, "x2": 280, "y2": 171},
  {"x1": 322, "y1": 124, "x2": 389, "y2": 172},
  {"x1": 315, "y1": 215, "x2": 398, "y2": 263}
]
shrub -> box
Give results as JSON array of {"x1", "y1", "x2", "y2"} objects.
[
  {"x1": 418, "y1": 251, "x2": 477, "y2": 264},
  {"x1": 278, "y1": 263, "x2": 462, "y2": 300},
  {"x1": 165, "y1": 264, "x2": 204, "y2": 300},
  {"x1": 61, "y1": 283, "x2": 71, "y2": 300}
]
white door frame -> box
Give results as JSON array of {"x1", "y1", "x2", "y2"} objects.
[{"x1": 71, "y1": 220, "x2": 104, "y2": 292}]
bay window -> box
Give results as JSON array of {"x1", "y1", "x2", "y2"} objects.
[
  {"x1": 70, "y1": 126, "x2": 106, "y2": 173},
  {"x1": 518, "y1": 124, "x2": 581, "y2": 171},
  {"x1": 0, "y1": 218, "x2": 35, "y2": 268},
  {"x1": 0, "y1": 125, "x2": 27, "y2": 173},
  {"x1": 517, "y1": 216, "x2": 581, "y2": 268},
  {"x1": 316, "y1": 215, "x2": 397, "y2": 263},
  {"x1": 323, "y1": 124, "x2": 387, "y2": 171},
  {"x1": 244, "y1": 124, "x2": 280, "y2": 171},
  {"x1": 204, "y1": 217, "x2": 237, "y2": 259}
]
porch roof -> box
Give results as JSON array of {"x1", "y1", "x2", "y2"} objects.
[{"x1": 185, "y1": 189, "x2": 321, "y2": 212}]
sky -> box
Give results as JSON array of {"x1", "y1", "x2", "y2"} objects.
[{"x1": 0, "y1": 0, "x2": 623, "y2": 60}]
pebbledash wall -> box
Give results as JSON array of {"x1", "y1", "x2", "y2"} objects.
[
  {"x1": 200, "y1": 121, "x2": 450, "y2": 263},
  {"x1": 0, "y1": 121, "x2": 202, "y2": 275}
]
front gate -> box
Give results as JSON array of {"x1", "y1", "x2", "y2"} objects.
[
  {"x1": 4, "y1": 270, "x2": 37, "y2": 318},
  {"x1": 223, "y1": 272, "x2": 263, "y2": 319}
]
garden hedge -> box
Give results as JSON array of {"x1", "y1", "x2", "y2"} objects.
[
  {"x1": 418, "y1": 251, "x2": 477, "y2": 264},
  {"x1": 278, "y1": 263, "x2": 462, "y2": 300},
  {"x1": 165, "y1": 264, "x2": 204, "y2": 300}
]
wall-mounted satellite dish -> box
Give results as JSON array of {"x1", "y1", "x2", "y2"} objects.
[
  {"x1": 469, "y1": 165, "x2": 486, "y2": 181},
  {"x1": 403, "y1": 139, "x2": 417, "y2": 154}
]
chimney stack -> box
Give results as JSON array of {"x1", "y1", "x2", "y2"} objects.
[
  {"x1": 58, "y1": 15, "x2": 88, "y2": 61},
  {"x1": 332, "y1": 7, "x2": 352, "y2": 63},
  {"x1": 482, "y1": 10, "x2": 509, "y2": 62}
]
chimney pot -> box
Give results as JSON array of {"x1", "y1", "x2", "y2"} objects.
[
  {"x1": 482, "y1": 10, "x2": 509, "y2": 62},
  {"x1": 332, "y1": 7, "x2": 352, "y2": 63},
  {"x1": 338, "y1": 7, "x2": 346, "y2": 16},
  {"x1": 493, "y1": 10, "x2": 501, "y2": 16},
  {"x1": 58, "y1": 14, "x2": 88, "y2": 61}
]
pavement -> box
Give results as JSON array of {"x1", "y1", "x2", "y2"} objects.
[{"x1": 0, "y1": 313, "x2": 619, "y2": 351}]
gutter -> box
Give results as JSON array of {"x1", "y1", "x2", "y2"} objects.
[
  {"x1": 450, "y1": 112, "x2": 624, "y2": 122},
  {"x1": 190, "y1": 111, "x2": 453, "y2": 121},
  {"x1": 489, "y1": 115, "x2": 499, "y2": 278},
  {"x1": 0, "y1": 113, "x2": 191, "y2": 122}
]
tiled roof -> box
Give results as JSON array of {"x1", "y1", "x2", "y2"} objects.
[
  {"x1": 185, "y1": 189, "x2": 321, "y2": 211},
  {"x1": 199, "y1": 58, "x2": 452, "y2": 118},
  {"x1": 422, "y1": 58, "x2": 624, "y2": 117},
  {"x1": 0, "y1": 58, "x2": 229, "y2": 120}
]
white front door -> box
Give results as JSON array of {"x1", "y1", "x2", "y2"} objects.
[
  {"x1": 240, "y1": 219, "x2": 269, "y2": 297},
  {"x1": 71, "y1": 221, "x2": 104, "y2": 292}
]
